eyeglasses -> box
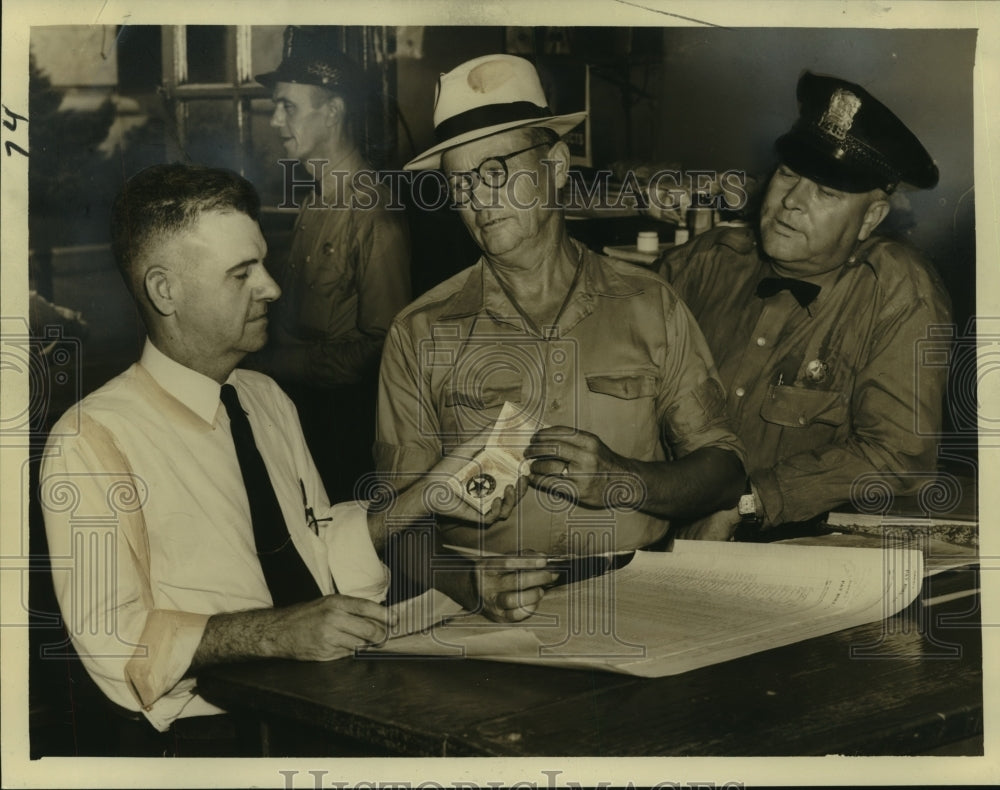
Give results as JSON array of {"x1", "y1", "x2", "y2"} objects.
[{"x1": 448, "y1": 140, "x2": 551, "y2": 194}]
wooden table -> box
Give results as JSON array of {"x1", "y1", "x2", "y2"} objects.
[{"x1": 197, "y1": 566, "x2": 983, "y2": 757}]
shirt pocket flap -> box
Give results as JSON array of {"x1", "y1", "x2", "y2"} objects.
[
  {"x1": 585, "y1": 373, "x2": 658, "y2": 400},
  {"x1": 444, "y1": 380, "x2": 522, "y2": 409},
  {"x1": 760, "y1": 385, "x2": 848, "y2": 428}
]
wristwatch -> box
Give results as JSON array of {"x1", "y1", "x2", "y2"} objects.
[
  {"x1": 735, "y1": 479, "x2": 763, "y2": 537},
  {"x1": 738, "y1": 492, "x2": 759, "y2": 519}
]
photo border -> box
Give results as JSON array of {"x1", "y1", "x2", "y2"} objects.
[{"x1": 2, "y1": 1, "x2": 997, "y2": 787}]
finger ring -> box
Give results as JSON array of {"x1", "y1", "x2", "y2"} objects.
[{"x1": 560, "y1": 464, "x2": 569, "y2": 477}]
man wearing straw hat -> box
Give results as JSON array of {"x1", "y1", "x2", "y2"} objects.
[{"x1": 375, "y1": 54, "x2": 746, "y2": 621}]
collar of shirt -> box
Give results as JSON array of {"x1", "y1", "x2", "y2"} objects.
[
  {"x1": 139, "y1": 340, "x2": 228, "y2": 426},
  {"x1": 300, "y1": 149, "x2": 371, "y2": 208},
  {"x1": 316, "y1": 149, "x2": 368, "y2": 191},
  {"x1": 723, "y1": 225, "x2": 879, "y2": 313},
  {"x1": 321, "y1": 147, "x2": 367, "y2": 176},
  {"x1": 843, "y1": 235, "x2": 883, "y2": 277},
  {"x1": 439, "y1": 239, "x2": 643, "y2": 330},
  {"x1": 762, "y1": 242, "x2": 869, "y2": 313},
  {"x1": 757, "y1": 264, "x2": 835, "y2": 312}
]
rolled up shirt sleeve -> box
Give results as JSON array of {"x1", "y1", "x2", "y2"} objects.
[
  {"x1": 42, "y1": 416, "x2": 217, "y2": 730},
  {"x1": 124, "y1": 611, "x2": 214, "y2": 724}
]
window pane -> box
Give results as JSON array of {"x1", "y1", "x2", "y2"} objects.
[
  {"x1": 185, "y1": 25, "x2": 231, "y2": 83},
  {"x1": 117, "y1": 25, "x2": 162, "y2": 94},
  {"x1": 251, "y1": 26, "x2": 285, "y2": 84},
  {"x1": 184, "y1": 99, "x2": 240, "y2": 171}
]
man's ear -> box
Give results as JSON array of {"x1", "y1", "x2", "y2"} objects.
[
  {"x1": 144, "y1": 266, "x2": 177, "y2": 317},
  {"x1": 325, "y1": 95, "x2": 346, "y2": 127},
  {"x1": 543, "y1": 139, "x2": 571, "y2": 191},
  {"x1": 857, "y1": 196, "x2": 891, "y2": 241}
]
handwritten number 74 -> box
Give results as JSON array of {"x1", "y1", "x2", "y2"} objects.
[{"x1": 3, "y1": 105, "x2": 28, "y2": 157}]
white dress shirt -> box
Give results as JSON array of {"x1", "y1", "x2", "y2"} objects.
[{"x1": 41, "y1": 340, "x2": 389, "y2": 731}]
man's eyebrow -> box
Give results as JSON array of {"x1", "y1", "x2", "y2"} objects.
[{"x1": 225, "y1": 258, "x2": 259, "y2": 274}]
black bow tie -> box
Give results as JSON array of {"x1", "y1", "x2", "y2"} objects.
[{"x1": 755, "y1": 277, "x2": 821, "y2": 308}]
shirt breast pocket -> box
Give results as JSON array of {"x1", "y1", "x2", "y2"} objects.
[
  {"x1": 585, "y1": 372, "x2": 658, "y2": 400},
  {"x1": 584, "y1": 371, "x2": 660, "y2": 456},
  {"x1": 443, "y1": 379, "x2": 523, "y2": 437},
  {"x1": 759, "y1": 385, "x2": 848, "y2": 428},
  {"x1": 444, "y1": 380, "x2": 523, "y2": 410}
]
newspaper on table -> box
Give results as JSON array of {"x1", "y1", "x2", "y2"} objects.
[{"x1": 378, "y1": 539, "x2": 925, "y2": 678}]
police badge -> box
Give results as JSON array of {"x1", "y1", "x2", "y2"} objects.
[
  {"x1": 805, "y1": 358, "x2": 829, "y2": 384},
  {"x1": 447, "y1": 402, "x2": 546, "y2": 515},
  {"x1": 818, "y1": 88, "x2": 862, "y2": 141}
]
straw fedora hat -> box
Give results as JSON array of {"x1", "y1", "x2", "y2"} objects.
[{"x1": 404, "y1": 54, "x2": 587, "y2": 171}]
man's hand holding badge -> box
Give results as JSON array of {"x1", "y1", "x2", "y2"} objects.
[
  {"x1": 427, "y1": 403, "x2": 559, "y2": 623},
  {"x1": 447, "y1": 401, "x2": 543, "y2": 516}
]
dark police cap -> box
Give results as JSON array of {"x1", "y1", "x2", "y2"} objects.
[
  {"x1": 255, "y1": 26, "x2": 361, "y2": 95},
  {"x1": 775, "y1": 71, "x2": 938, "y2": 193}
]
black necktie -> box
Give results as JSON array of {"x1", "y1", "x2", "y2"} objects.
[
  {"x1": 220, "y1": 384, "x2": 321, "y2": 607},
  {"x1": 755, "y1": 277, "x2": 821, "y2": 308}
]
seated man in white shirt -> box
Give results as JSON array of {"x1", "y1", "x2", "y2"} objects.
[{"x1": 39, "y1": 163, "x2": 524, "y2": 750}]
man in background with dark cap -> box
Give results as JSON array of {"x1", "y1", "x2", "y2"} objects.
[
  {"x1": 658, "y1": 71, "x2": 952, "y2": 540},
  {"x1": 252, "y1": 26, "x2": 411, "y2": 501}
]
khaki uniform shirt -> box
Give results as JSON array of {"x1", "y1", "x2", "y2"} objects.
[
  {"x1": 659, "y1": 225, "x2": 952, "y2": 526},
  {"x1": 265, "y1": 151, "x2": 411, "y2": 386},
  {"x1": 376, "y1": 240, "x2": 745, "y2": 554}
]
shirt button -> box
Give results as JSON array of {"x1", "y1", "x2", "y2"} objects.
[
  {"x1": 735, "y1": 387, "x2": 745, "y2": 398},
  {"x1": 756, "y1": 336, "x2": 767, "y2": 347},
  {"x1": 798, "y1": 416, "x2": 807, "y2": 425}
]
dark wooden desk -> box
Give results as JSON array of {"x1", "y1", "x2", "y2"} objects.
[{"x1": 197, "y1": 568, "x2": 983, "y2": 757}]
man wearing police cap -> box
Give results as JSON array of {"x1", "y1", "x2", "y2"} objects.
[
  {"x1": 659, "y1": 71, "x2": 952, "y2": 540},
  {"x1": 252, "y1": 27, "x2": 411, "y2": 501}
]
